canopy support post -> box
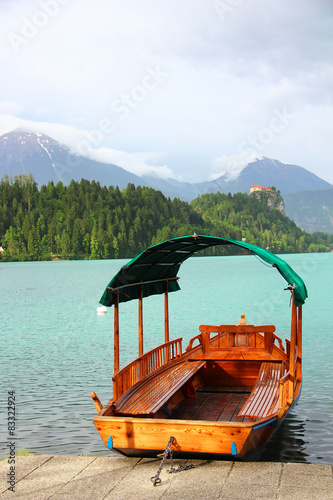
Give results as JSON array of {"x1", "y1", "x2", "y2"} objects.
[
  {"x1": 164, "y1": 281, "x2": 169, "y2": 344},
  {"x1": 297, "y1": 305, "x2": 302, "y2": 359},
  {"x1": 114, "y1": 292, "x2": 119, "y2": 375},
  {"x1": 139, "y1": 285, "x2": 143, "y2": 357},
  {"x1": 289, "y1": 292, "x2": 297, "y2": 392}
]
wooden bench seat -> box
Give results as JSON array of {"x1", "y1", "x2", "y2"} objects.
[
  {"x1": 189, "y1": 347, "x2": 274, "y2": 362},
  {"x1": 237, "y1": 361, "x2": 284, "y2": 422},
  {"x1": 114, "y1": 359, "x2": 205, "y2": 416}
]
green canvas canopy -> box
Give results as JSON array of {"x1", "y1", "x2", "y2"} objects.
[{"x1": 100, "y1": 234, "x2": 308, "y2": 308}]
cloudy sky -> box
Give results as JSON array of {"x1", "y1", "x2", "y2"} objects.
[{"x1": 0, "y1": 0, "x2": 332, "y2": 183}]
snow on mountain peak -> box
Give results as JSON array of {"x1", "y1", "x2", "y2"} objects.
[{"x1": 209, "y1": 152, "x2": 262, "y2": 181}]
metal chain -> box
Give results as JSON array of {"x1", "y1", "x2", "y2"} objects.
[
  {"x1": 150, "y1": 436, "x2": 194, "y2": 486},
  {"x1": 168, "y1": 462, "x2": 195, "y2": 474},
  {"x1": 151, "y1": 436, "x2": 174, "y2": 486}
]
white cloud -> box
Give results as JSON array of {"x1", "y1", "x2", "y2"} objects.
[
  {"x1": 85, "y1": 148, "x2": 174, "y2": 179},
  {"x1": 0, "y1": 101, "x2": 25, "y2": 115},
  {"x1": 0, "y1": 113, "x2": 175, "y2": 179},
  {"x1": 0, "y1": 0, "x2": 332, "y2": 183},
  {"x1": 0, "y1": 113, "x2": 84, "y2": 147},
  {"x1": 210, "y1": 152, "x2": 262, "y2": 181}
]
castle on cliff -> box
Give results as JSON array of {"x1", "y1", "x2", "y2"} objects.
[{"x1": 250, "y1": 185, "x2": 272, "y2": 194}]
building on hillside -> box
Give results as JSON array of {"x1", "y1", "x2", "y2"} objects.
[
  {"x1": 250, "y1": 185, "x2": 285, "y2": 215},
  {"x1": 250, "y1": 185, "x2": 272, "y2": 193}
]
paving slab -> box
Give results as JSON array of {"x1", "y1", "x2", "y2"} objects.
[
  {"x1": 0, "y1": 455, "x2": 95, "y2": 499},
  {"x1": 277, "y1": 486, "x2": 333, "y2": 500},
  {"x1": 104, "y1": 457, "x2": 174, "y2": 500},
  {"x1": 0, "y1": 455, "x2": 53, "y2": 484},
  {"x1": 282, "y1": 462, "x2": 333, "y2": 476},
  {"x1": 163, "y1": 460, "x2": 232, "y2": 500},
  {"x1": 0, "y1": 455, "x2": 332, "y2": 500},
  {"x1": 219, "y1": 483, "x2": 278, "y2": 500},
  {"x1": 51, "y1": 456, "x2": 140, "y2": 500},
  {"x1": 226, "y1": 461, "x2": 283, "y2": 487}
]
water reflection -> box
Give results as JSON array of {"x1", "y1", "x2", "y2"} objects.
[{"x1": 260, "y1": 413, "x2": 309, "y2": 463}]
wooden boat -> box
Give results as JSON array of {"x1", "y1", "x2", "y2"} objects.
[{"x1": 90, "y1": 234, "x2": 307, "y2": 460}]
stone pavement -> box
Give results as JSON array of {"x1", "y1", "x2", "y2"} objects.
[{"x1": 0, "y1": 454, "x2": 332, "y2": 499}]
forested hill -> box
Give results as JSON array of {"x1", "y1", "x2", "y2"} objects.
[
  {"x1": 0, "y1": 175, "x2": 331, "y2": 262},
  {"x1": 191, "y1": 192, "x2": 332, "y2": 253}
]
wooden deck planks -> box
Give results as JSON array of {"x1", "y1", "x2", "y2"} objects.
[
  {"x1": 190, "y1": 393, "x2": 222, "y2": 421},
  {"x1": 205, "y1": 393, "x2": 232, "y2": 421},
  {"x1": 230, "y1": 393, "x2": 250, "y2": 422},
  {"x1": 170, "y1": 392, "x2": 210, "y2": 420},
  {"x1": 218, "y1": 393, "x2": 245, "y2": 421},
  {"x1": 169, "y1": 388, "x2": 251, "y2": 422}
]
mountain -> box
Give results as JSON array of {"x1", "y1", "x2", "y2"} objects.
[
  {"x1": 284, "y1": 189, "x2": 333, "y2": 234},
  {"x1": 143, "y1": 157, "x2": 333, "y2": 201},
  {"x1": 1, "y1": 129, "x2": 332, "y2": 233},
  {"x1": 0, "y1": 130, "x2": 145, "y2": 189}
]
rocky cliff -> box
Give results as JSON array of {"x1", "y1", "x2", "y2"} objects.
[{"x1": 250, "y1": 188, "x2": 285, "y2": 215}]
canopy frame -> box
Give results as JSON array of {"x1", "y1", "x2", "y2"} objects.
[
  {"x1": 101, "y1": 234, "x2": 307, "y2": 375},
  {"x1": 101, "y1": 234, "x2": 307, "y2": 308}
]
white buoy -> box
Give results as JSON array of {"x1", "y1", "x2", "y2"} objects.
[{"x1": 97, "y1": 306, "x2": 107, "y2": 314}]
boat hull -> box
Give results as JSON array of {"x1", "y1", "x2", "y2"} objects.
[{"x1": 93, "y1": 412, "x2": 287, "y2": 460}]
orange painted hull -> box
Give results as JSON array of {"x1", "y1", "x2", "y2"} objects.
[{"x1": 92, "y1": 408, "x2": 293, "y2": 460}]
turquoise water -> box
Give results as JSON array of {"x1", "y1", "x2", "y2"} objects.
[{"x1": 1, "y1": 253, "x2": 332, "y2": 463}]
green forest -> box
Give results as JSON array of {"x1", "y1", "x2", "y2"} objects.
[{"x1": 0, "y1": 174, "x2": 332, "y2": 262}]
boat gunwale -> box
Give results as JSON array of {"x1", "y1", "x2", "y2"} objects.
[{"x1": 92, "y1": 412, "x2": 281, "y2": 428}]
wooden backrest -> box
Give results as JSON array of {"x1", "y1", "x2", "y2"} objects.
[{"x1": 198, "y1": 324, "x2": 276, "y2": 352}]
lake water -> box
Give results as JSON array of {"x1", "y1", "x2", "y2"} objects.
[{"x1": 1, "y1": 253, "x2": 332, "y2": 464}]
